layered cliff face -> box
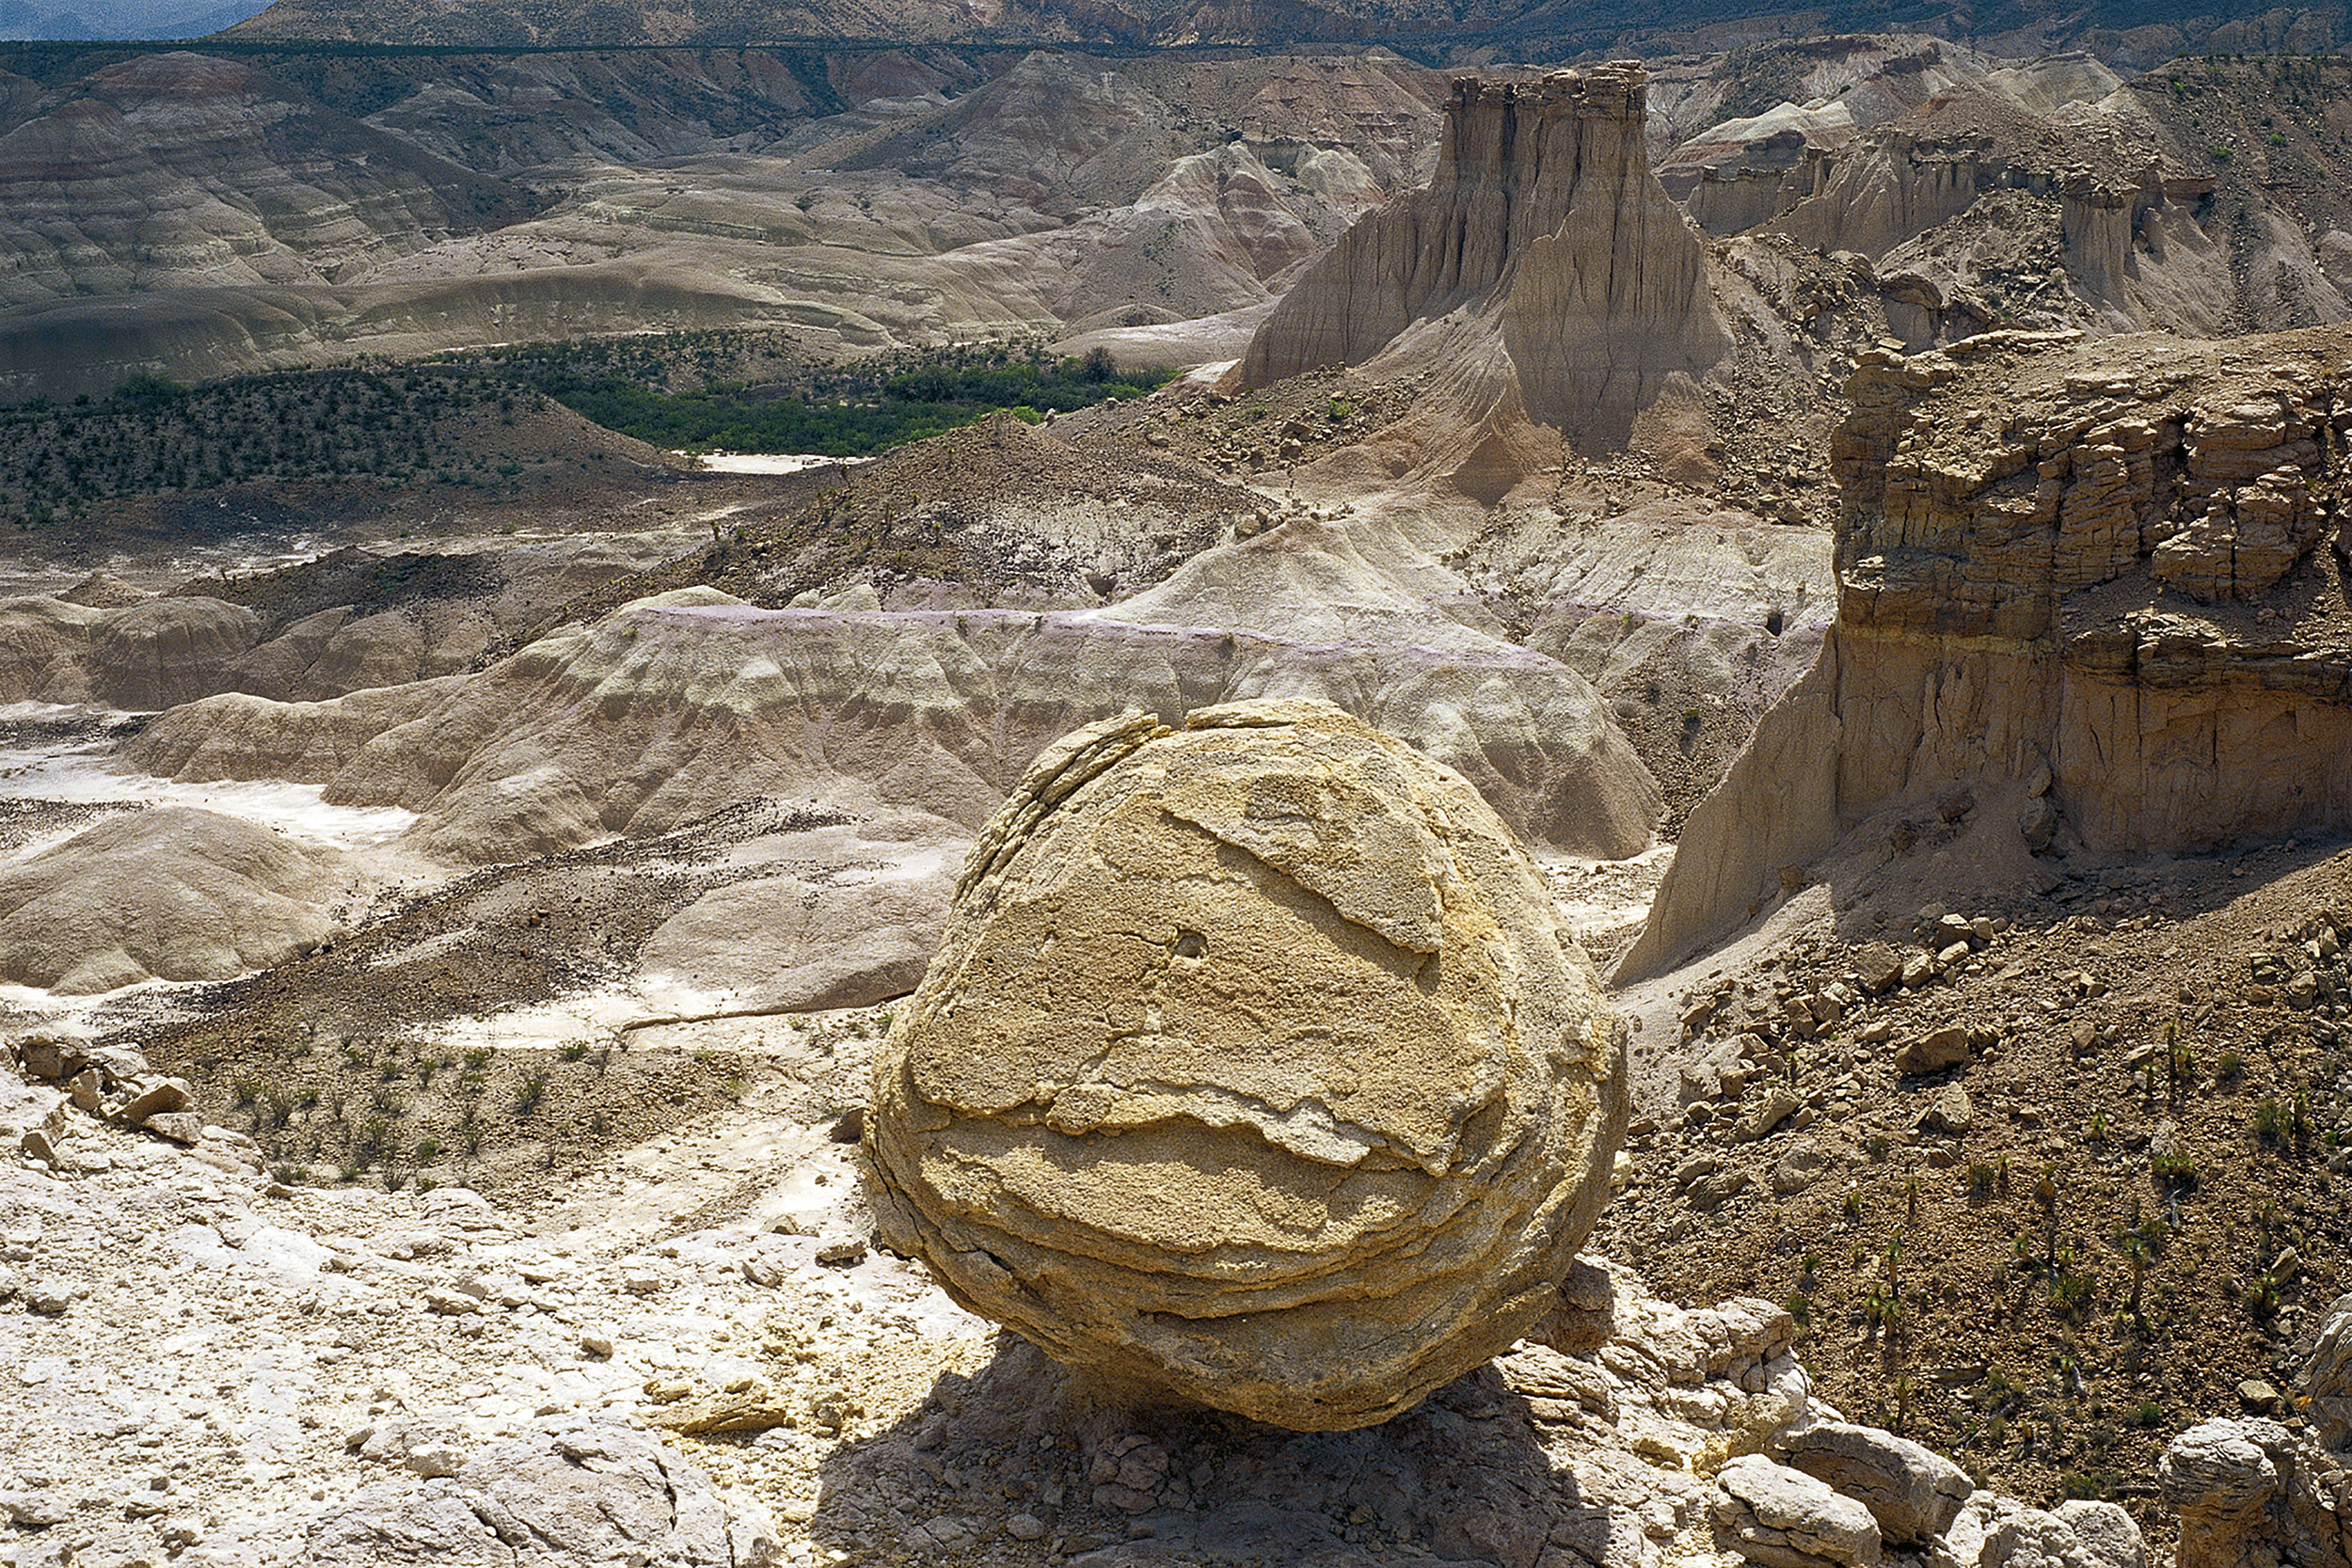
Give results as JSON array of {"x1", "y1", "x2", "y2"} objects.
[
  {"x1": 1236, "y1": 66, "x2": 1726, "y2": 452},
  {"x1": 1621, "y1": 325, "x2": 2352, "y2": 976}
]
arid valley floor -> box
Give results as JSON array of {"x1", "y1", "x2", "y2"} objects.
[{"x1": 7, "y1": 10, "x2": 2352, "y2": 1568}]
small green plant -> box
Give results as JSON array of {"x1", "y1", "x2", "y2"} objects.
[
  {"x1": 1866, "y1": 1133, "x2": 1891, "y2": 1162},
  {"x1": 464, "y1": 1048, "x2": 492, "y2": 1069},
  {"x1": 1969, "y1": 1162, "x2": 1997, "y2": 1197},
  {"x1": 231, "y1": 1076, "x2": 263, "y2": 1106},
  {"x1": 2210, "y1": 145, "x2": 2233, "y2": 163},
  {"x1": 415, "y1": 1138, "x2": 441, "y2": 1162},
  {"x1": 2217, "y1": 1051, "x2": 2244, "y2": 1083},
  {"x1": 2255, "y1": 1097, "x2": 2289, "y2": 1147},
  {"x1": 1844, "y1": 1189, "x2": 1865, "y2": 1221},
  {"x1": 2086, "y1": 1111, "x2": 2109, "y2": 1143},
  {"x1": 560, "y1": 1042, "x2": 589, "y2": 1063},
  {"x1": 512, "y1": 1072, "x2": 548, "y2": 1117},
  {"x1": 2133, "y1": 1400, "x2": 2164, "y2": 1429}
]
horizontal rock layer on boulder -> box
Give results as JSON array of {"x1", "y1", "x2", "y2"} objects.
[{"x1": 865, "y1": 700, "x2": 1626, "y2": 1430}]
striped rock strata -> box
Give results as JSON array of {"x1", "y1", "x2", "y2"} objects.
[
  {"x1": 863, "y1": 699, "x2": 1625, "y2": 1430},
  {"x1": 1623, "y1": 325, "x2": 2352, "y2": 976}
]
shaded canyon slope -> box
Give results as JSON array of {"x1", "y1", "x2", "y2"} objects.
[{"x1": 1623, "y1": 324, "x2": 2352, "y2": 978}]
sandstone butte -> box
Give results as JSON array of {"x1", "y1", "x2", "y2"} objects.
[
  {"x1": 863, "y1": 698, "x2": 1627, "y2": 1431},
  {"x1": 1236, "y1": 63, "x2": 1724, "y2": 457}
]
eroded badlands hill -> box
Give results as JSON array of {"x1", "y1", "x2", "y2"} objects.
[{"x1": 0, "y1": 42, "x2": 1443, "y2": 396}]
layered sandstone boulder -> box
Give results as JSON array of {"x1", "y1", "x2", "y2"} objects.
[
  {"x1": 1235, "y1": 65, "x2": 1724, "y2": 453},
  {"x1": 863, "y1": 700, "x2": 1625, "y2": 1430},
  {"x1": 1623, "y1": 325, "x2": 2352, "y2": 976},
  {"x1": 2159, "y1": 1294, "x2": 2352, "y2": 1568}
]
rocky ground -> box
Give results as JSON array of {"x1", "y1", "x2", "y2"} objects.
[
  {"x1": 0, "y1": 1017, "x2": 2164, "y2": 1568},
  {"x1": 1602, "y1": 824, "x2": 2352, "y2": 1544}
]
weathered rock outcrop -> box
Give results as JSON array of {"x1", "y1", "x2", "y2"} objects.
[
  {"x1": 1660, "y1": 101, "x2": 1854, "y2": 238},
  {"x1": 2161, "y1": 1292, "x2": 2352, "y2": 1568},
  {"x1": 863, "y1": 701, "x2": 1626, "y2": 1430},
  {"x1": 1237, "y1": 66, "x2": 1724, "y2": 451},
  {"x1": 0, "y1": 806, "x2": 354, "y2": 992},
  {"x1": 1623, "y1": 325, "x2": 2352, "y2": 977}
]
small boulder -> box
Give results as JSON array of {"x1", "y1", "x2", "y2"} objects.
[
  {"x1": 2051, "y1": 1501, "x2": 2146, "y2": 1568},
  {"x1": 1771, "y1": 1142, "x2": 1835, "y2": 1196},
  {"x1": 1918, "y1": 1084, "x2": 1973, "y2": 1136},
  {"x1": 1780, "y1": 1419, "x2": 1973, "y2": 1544},
  {"x1": 113, "y1": 1077, "x2": 193, "y2": 1128},
  {"x1": 1854, "y1": 944, "x2": 1904, "y2": 993},
  {"x1": 2158, "y1": 1418, "x2": 2280, "y2": 1520},
  {"x1": 1740, "y1": 1084, "x2": 1804, "y2": 1142},
  {"x1": 1715, "y1": 1453, "x2": 1883, "y2": 1568},
  {"x1": 1898, "y1": 1026, "x2": 1969, "y2": 1073},
  {"x1": 142, "y1": 1112, "x2": 204, "y2": 1146}
]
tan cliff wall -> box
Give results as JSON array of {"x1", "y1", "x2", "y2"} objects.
[
  {"x1": 1235, "y1": 65, "x2": 1724, "y2": 448},
  {"x1": 1620, "y1": 325, "x2": 2352, "y2": 978}
]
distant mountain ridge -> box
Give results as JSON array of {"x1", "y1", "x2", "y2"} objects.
[
  {"x1": 217, "y1": 0, "x2": 2349, "y2": 70},
  {"x1": 0, "y1": 0, "x2": 263, "y2": 40}
]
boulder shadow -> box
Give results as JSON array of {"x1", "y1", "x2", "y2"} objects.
[{"x1": 810, "y1": 1330, "x2": 1628, "y2": 1568}]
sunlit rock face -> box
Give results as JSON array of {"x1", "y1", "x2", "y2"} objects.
[{"x1": 864, "y1": 699, "x2": 1626, "y2": 1431}]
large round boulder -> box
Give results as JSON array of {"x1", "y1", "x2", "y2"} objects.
[{"x1": 864, "y1": 699, "x2": 1625, "y2": 1430}]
